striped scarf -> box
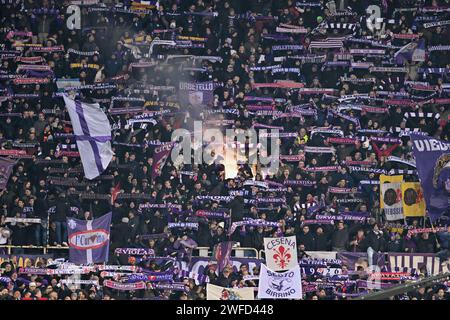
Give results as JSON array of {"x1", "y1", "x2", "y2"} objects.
[
  {"x1": 63, "y1": 83, "x2": 117, "y2": 92},
  {"x1": 340, "y1": 77, "x2": 376, "y2": 84},
  {"x1": 272, "y1": 45, "x2": 303, "y2": 51},
  {"x1": 344, "y1": 37, "x2": 400, "y2": 49},
  {"x1": 350, "y1": 49, "x2": 385, "y2": 55},
  {"x1": 288, "y1": 54, "x2": 327, "y2": 63},
  {"x1": 386, "y1": 156, "x2": 416, "y2": 168},
  {"x1": 327, "y1": 137, "x2": 358, "y2": 144},
  {"x1": 259, "y1": 132, "x2": 297, "y2": 138},
  {"x1": 249, "y1": 65, "x2": 282, "y2": 71},
  {"x1": 328, "y1": 187, "x2": 358, "y2": 194},
  {"x1": 391, "y1": 33, "x2": 420, "y2": 39},
  {"x1": 348, "y1": 166, "x2": 387, "y2": 174},
  {"x1": 13, "y1": 78, "x2": 50, "y2": 85},
  {"x1": 276, "y1": 26, "x2": 307, "y2": 34},
  {"x1": 423, "y1": 20, "x2": 450, "y2": 28},
  {"x1": 417, "y1": 67, "x2": 450, "y2": 74},
  {"x1": 229, "y1": 218, "x2": 280, "y2": 235},
  {"x1": 388, "y1": 169, "x2": 417, "y2": 175},
  {"x1": 336, "y1": 198, "x2": 363, "y2": 204},
  {"x1": 67, "y1": 48, "x2": 98, "y2": 56},
  {"x1": 324, "y1": 22, "x2": 357, "y2": 32},
  {"x1": 391, "y1": 127, "x2": 421, "y2": 136},
  {"x1": 70, "y1": 63, "x2": 100, "y2": 70},
  {"x1": 15, "y1": 56, "x2": 45, "y2": 64},
  {"x1": 350, "y1": 62, "x2": 374, "y2": 69},
  {"x1": 370, "y1": 66, "x2": 408, "y2": 73},
  {"x1": 279, "y1": 154, "x2": 305, "y2": 161},
  {"x1": 271, "y1": 67, "x2": 301, "y2": 74},
  {"x1": 328, "y1": 109, "x2": 361, "y2": 128},
  {"x1": 406, "y1": 227, "x2": 447, "y2": 238},
  {"x1": 370, "y1": 136, "x2": 402, "y2": 144},
  {"x1": 311, "y1": 128, "x2": 344, "y2": 137},
  {"x1": 363, "y1": 106, "x2": 389, "y2": 113},
  {"x1": 283, "y1": 180, "x2": 316, "y2": 186},
  {"x1": 404, "y1": 112, "x2": 440, "y2": 122},
  {"x1": 195, "y1": 210, "x2": 227, "y2": 219},
  {"x1": 359, "y1": 180, "x2": 380, "y2": 185},
  {"x1": 304, "y1": 166, "x2": 340, "y2": 172},
  {"x1": 30, "y1": 45, "x2": 64, "y2": 52},
  {"x1": 304, "y1": 146, "x2": 336, "y2": 154},
  {"x1": 309, "y1": 37, "x2": 345, "y2": 49},
  {"x1": 168, "y1": 222, "x2": 199, "y2": 230}
]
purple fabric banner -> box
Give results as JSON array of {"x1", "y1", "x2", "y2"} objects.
[
  {"x1": 213, "y1": 241, "x2": 235, "y2": 273},
  {"x1": 336, "y1": 252, "x2": 385, "y2": 271},
  {"x1": 151, "y1": 142, "x2": 175, "y2": 180},
  {"x1": 410, "y1": 134, "x2": 450, "y2": 221},
  {"x1": 386, "y1": 253, "x2": 448, "y2": 276},
  {"x1": 67, "y1": 212, "x2": 112, "y2": 264},
  {"x1": 114, "y1": 248, "x2": 155, "y2": 256},
  {"x1": 0, "y1": 157, "x2": 16, "y2": 190}
]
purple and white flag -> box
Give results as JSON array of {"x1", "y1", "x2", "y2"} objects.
[
  {"x1": 62, "y1": 94, "x2": 113, "y2": 180},
  {"x1": 67, "y1": 212, "x2": 112, "y2": 264},
  {"x1": 0, "y1": 157, "x2": 16, "y2": 190},
  {"x1": 395, "y1": 39, "x2": 425, "y2": 64}
]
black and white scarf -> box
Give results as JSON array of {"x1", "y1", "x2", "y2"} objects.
[
  {"x1": 403, "y1": 112, "x2": 440, "y2": 123},
  {"x1": 386, "y1": 156, "x2": 416, "y2": 168}
]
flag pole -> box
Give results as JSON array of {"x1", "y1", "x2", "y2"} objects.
[
  {"x1": 46, "y1": 207, "x2": 50, "y2": 248},
  {"x1": 428, "y1": 215, "x2": 441, "y2": 250}
]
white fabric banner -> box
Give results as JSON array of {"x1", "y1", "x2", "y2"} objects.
[
  {"x1": 306, "y1": 251, "x2": 338, "y2": 260},
  {"x1": 206, "y1": 284, "x2": 254, "y2": 300},
  {"x1": 381, "y1": 182, "x2": 404, "y2": 221},
  {"x1": 257, "y1": 264, "x2": 302, "y2": 300},
  {"x1": 263, "y1": 236, "x2": 298, "y2": 271}
]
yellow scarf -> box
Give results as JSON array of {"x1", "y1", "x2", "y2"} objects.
[{"x1": 70, "y1": 63, "x2": 100, "y2": 70}]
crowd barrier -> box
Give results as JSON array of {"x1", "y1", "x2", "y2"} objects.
[
  {"x1": 1, "y1": 245, "x2": 448, "y2": 276},
  {"x1": 193, "y1": 247, "x2": 259, "y2": 258},
  {"x1": 0, "y1": 245, "x2": 258, "y2": 257},
  {"x1": 0, "y1": 245, "x2": 69, "y2": 255}
]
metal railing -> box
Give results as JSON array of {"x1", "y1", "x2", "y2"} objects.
[
  {"x1": 0, "y1": 245, "x2": 69, "y2": 255},
  {"x1": 193, "y1": 247, "x2": 259, "y2": 258},
  {"x1": 354, "y1": 272, "x2": 450, "y2": 300},
  {"x1": 0, "y1": 245, "x2": 259, "y2": 257}
]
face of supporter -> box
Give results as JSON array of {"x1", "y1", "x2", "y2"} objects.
[
  {"x1": 13, "y1": 291, "x2": 21, "y2": 299},
  {"x1": 303, "y1": 226, "x2": 309, "y2": 234}
]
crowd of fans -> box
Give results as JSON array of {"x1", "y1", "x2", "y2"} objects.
[{"x1": 0, "y1": 0, "x2": 449, "y2": 300}]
